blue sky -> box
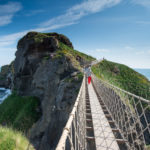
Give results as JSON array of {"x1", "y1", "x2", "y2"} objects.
[{"x1": 0, "y1": 0, "x2": 150, "y2": 68}]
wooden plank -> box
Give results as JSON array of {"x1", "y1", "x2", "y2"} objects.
[{"x1": 88, "y1": 83, "x2": 120, "y2": 150}]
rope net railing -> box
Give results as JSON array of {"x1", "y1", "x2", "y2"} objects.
[
  {"x1": 106, "y1": 79, "x2": 150, "y2": 100},
  {"x1": 56, "y1": 76, "x2": 87, "y2": 150},
  {"x1": 92, "y1": 74, "x2": 150, "y2": 150}
]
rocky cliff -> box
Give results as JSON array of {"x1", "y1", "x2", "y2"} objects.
[
  {"x1": 0, "y1": 62, "x2": 14, "y2": 88},
  {"x1": 11, "y1": 32, "x2": 95, "y2": 149}
]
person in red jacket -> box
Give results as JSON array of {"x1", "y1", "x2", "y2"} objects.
[
  {"x1": 88, "y1": 75, "x2": 91, "y2": 84},
  {"x1": 85, "y1": 67, "x2": 91, "y2": 84}
]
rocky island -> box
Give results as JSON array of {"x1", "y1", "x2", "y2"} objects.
[{"x1": 0, "y1": 32, "x2": 95, "y2": 150}]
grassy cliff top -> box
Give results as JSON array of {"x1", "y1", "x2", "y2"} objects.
[
  {"x1": 92, "y1": 59, "x2": 150, "y2": 99},
  {"x1": 18, "y1": 31, "x2": 74, "y2": 48},
  {"x1": 17, "y1": 32, "x2": 95, "y2": 69},
  {"x1": 58, "y1": 42, "x2": 95, "y2": 62}
]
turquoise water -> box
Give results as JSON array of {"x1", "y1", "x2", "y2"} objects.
[
  {"x1": 134, "y1": 69, "x2": 150, "y2": 81},
  {"x1": 0, "y1": 88, "x2": 11, "y2": 103}
]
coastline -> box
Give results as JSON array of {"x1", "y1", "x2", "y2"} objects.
[{"x1": 0, "y1": 88, "x2": 11, "y2": 104}]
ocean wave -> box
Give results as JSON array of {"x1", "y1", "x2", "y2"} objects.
[{"x1": 0, "y1": 88, "x2": 11, "y2": 104}]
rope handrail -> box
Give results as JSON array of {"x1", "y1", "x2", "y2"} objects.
[
  {"x1": 93, "y1": 74, "x2": 150, "y2": 103},
  {"x1": 56, "y1": 75, "x2": 86, "y2": 150},
  {"x1": 91, "y1": 59, "x2": 150, "y2": 100},
  {"x1": 56, "y1": 67, "x2": 150, "y2": 150},
  {"x1": 92, "y1": 74, "x2": 150, "y2": 149}
]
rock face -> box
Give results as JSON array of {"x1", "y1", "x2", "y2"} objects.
[
  {"x1": 12, "y1": 32, "x2": 91, "y2": 149},
  {"x1": 0, "y1": 63, "x2": 13, "y2": 88}
]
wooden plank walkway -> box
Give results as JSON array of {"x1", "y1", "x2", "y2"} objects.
[{"x1": 88, "y1": 82, "x2": 120, "y2": 150}]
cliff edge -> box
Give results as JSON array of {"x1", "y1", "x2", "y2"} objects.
[{"x1": 11, "y1": 32, "x2": 94, "y2": 149}]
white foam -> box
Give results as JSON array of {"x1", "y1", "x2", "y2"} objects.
[{"x1": 0, "y1": 88, "x2": 11, "y2": 104}]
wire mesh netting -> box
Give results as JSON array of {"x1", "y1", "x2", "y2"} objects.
[
  {"x1": 92, "y1": 74, "x2": 150, "y2": 150},
  {"x1": 56, "y1": 72, "x2": 150, "y2": 150},
  {"x1": 56, "y1": 76, "x2": 87, "y2": 150}
]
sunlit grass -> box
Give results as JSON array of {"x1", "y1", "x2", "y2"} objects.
[
  {"x1": 92, "y1": 59, "x2": 150, "y2": 100},
  {"x1": 0, "y1": 126, "x2": 35, "y2": 150},
  {"x1": 0, "y1": 93, "x2": 41, "y2": 133}
]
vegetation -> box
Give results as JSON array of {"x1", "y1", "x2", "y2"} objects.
[
  {"x1": 0, "y1": 65, "x2": 10, "y2": 80},
  {"x1": 92, "y1": 59, "x2": 150, "y2": 99},
  {"x1": 18, "y1": 32, "x2": 50, "y2": 43},
  {"x1": 51, "y1": 42, "x2": 95, "y2": 71},
  {"x1": 0, "y1": 61, "x2": 14, "y2": 81},
  {"x1": 0, "y1": 126, "x2": 35, "y2": 150},
  {"x1": 0, "y1": 65, "x2": 10, "y2": 75},
  {"x1": 18, "y1": 32, "x2": 72, "y2": 45},
  {"x1": 59, "y1": 42, "x2": 95, "y2": 62},
  {"x1": 0, "y1": 93, "x2": 41, "y2": 133},
  {"x1": 0, "y1": 93, "x2": 41, "y2": 149},
  {"x1": 64, "y1": 72, "x2": 83, "y2": 83},
  {"x1": 18, "y1": 32, "x2": 95, "y2": 69},
  {"x1": 146, "y1": 145, "x2": 150, "y2": 150}
]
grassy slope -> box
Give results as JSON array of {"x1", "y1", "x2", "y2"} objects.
[
  {"x1": 0, "y1": 93, "x2": 41, "y2": 133},
  {"x1": 57, "y1": 42, "x2": 95, "y2": 61},
  {"x1": 56, "y1": 42, "x2": 95, "y2": 70},
  {"x1": 92, "y1": 60, "x2": 150, "y2": 99},
  {"x1": 0, "y1": 93, "x2": 40, "y2": 149},
  {"x1": 0, "y1": 126, "x2": 35, "y2": 150}
]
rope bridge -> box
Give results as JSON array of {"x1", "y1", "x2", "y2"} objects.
[{"x1": 56, "y1": 74, "x2": 150, "y2": 150}]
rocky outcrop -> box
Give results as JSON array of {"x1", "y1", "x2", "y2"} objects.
[
  {"x1": 12, "y1": 32, "x2": 91, "y2": 149},
  {"x1": 0, "y1": 62, "x2": 13, "y2": 88},
  {"x1": 45, "y1": 32, "x2": 73, "y2": 49}
]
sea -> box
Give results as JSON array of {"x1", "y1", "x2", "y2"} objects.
[{"x1": 134, "y1": 69, "x2": 150, "y2": 81}]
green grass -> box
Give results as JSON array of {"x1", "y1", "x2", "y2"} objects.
[
  {"x1": 146, "y1": 145, "x2": 150, "y2": 150},
  {"x1": 59, "y1": 42, "x2": 95, "y2": 62},
  {"x1": 20, "y1": 32, "x2": 50, "y2": 43},
  {"x1": 0, "y1": 126, "x2": 35, "y2": 150},
  {"x1": 0, "y1": 93, "x2": 41, "y2": 133},
  {"x1": 64, "y1": 72, "x2": 83, "y2": 83},
  {"x1": 92, "y1": 60, "x2": 150, "y2": 100},
  {"x1": 54, "y1": 42, "x2": 95, "y2": 70}
]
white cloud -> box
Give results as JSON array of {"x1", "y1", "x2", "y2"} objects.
[
  {"x1": 0, "y1": 0, "x2": 121, "y2": 65},
  {"x1": 0, "y1": 15, "x2": 13, "y2": 26},
  {"x1": 41, "y1": 0, "x2": 121, "y2": 27},
  {"x1": 0, "y1": 22, "x2": 76, "y2": 48},
  {"x1": 0, "y1": 0, "x2": 121, "y2": 48},
  {"x1": 135, "y1": 49, "x2": 150, "y2": 55},
  {"x1": 0, "y1": 2, "x2": 21, "y2": 14},
  {"x1": 125, "y1": 46, "x2": 134, "y2": 50},
  {"x1": 0, "y1": 2, "x2": 22, "y2": 26},
  {"x1": 135, "y1": 51, "x2": 145, "y2": 55},
  {"x1": 25, "y1": 9, "x2": 45, "y2": 17},
  {"x1": 96, "y1": 48, "x2": 110, "y2": 53},
  {"x1": 132, "y1": 0, "x2": 150, "y2": 8}
]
